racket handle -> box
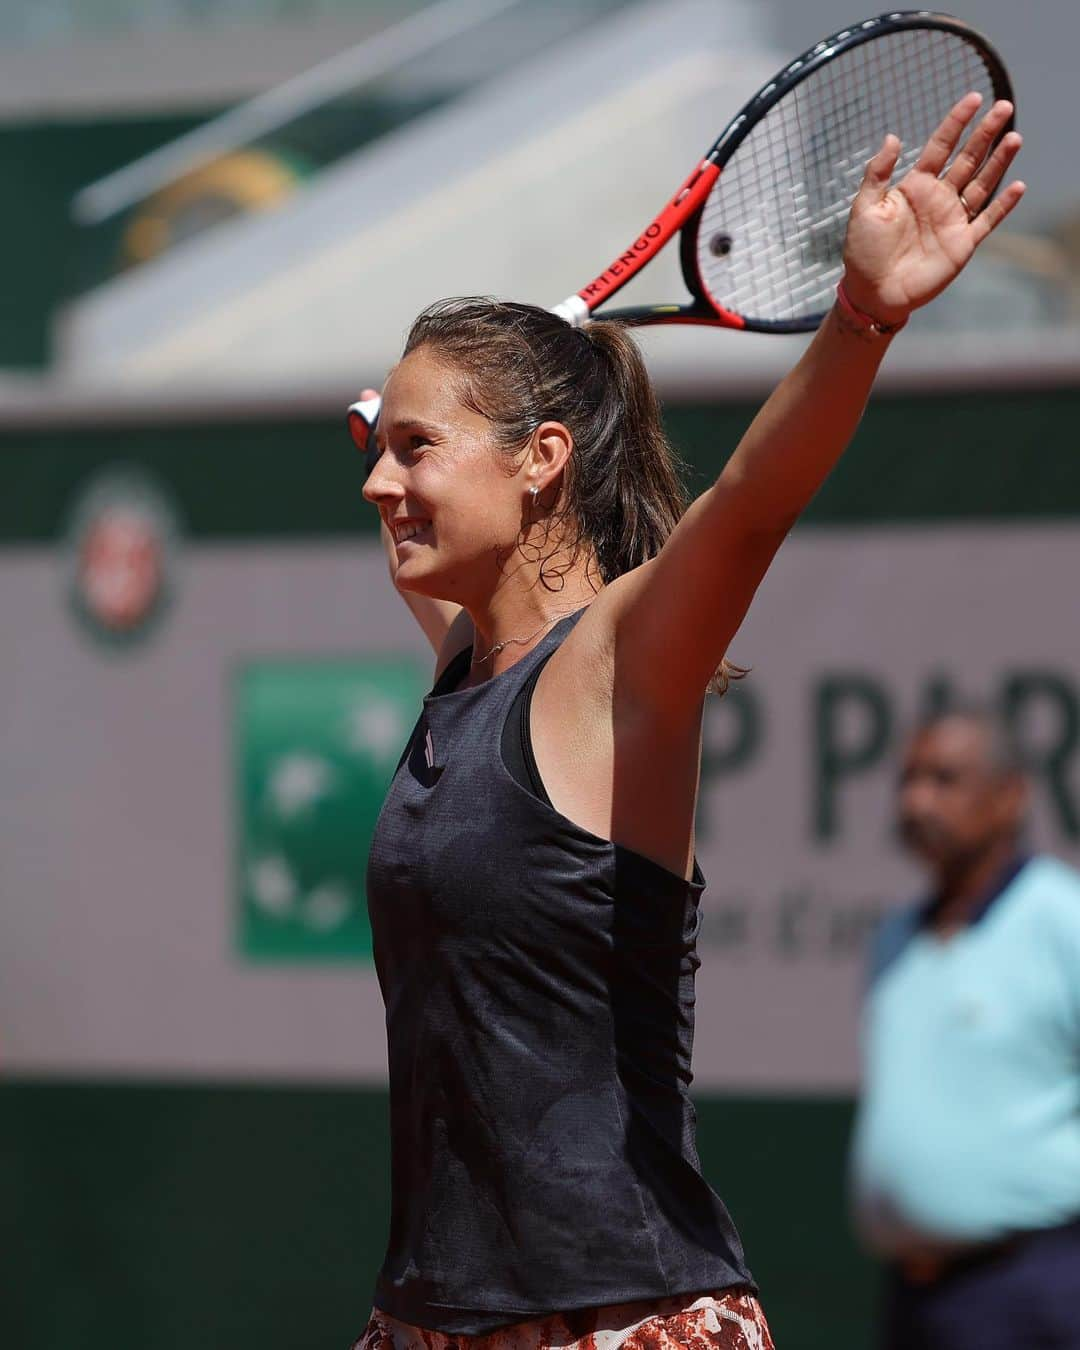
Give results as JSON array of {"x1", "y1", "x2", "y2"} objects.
[{"x1": 551, "y1": 295, "x2": 590, "y2": 328}]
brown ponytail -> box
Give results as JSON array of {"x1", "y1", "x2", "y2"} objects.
[{"x1": 402, "y1": 298, "x2": 746, "y2": 694}]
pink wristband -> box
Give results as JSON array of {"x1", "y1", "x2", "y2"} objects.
[{"x1": 835, "y1": 280, "x2": 908, "y2": 337}]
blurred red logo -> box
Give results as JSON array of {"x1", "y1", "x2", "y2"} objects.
[
  {"x1": 66, "y1": 468, "x2": 180, "y2": 649},
  {"x1": 78, "y1": 508, "x2": 163, "y2": 631}
]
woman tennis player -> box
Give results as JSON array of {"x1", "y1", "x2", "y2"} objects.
[{"x1": 354, "y1": 95, "x2": 1023, "y2": 1350}]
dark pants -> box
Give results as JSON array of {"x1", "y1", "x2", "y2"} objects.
[{"x1": 883, "y1": 1220, "x2": 1080, "y2": 1350}]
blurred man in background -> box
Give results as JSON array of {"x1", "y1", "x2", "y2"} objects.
[{"x1": 850, "y1": 707, "x2": 1080, "y2": 1350}]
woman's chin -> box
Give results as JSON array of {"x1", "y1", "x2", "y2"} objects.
[{"x1": 395, "y1": 562, "x2": 449, "y2": 600}]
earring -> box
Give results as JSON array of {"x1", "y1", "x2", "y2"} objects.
[{"x1": 529, "y1": 485, "x2": 540, "y2": 505}]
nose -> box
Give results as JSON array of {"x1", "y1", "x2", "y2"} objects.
[{"x1": 362, "y1": 449, "x2": 403, "y2": 509}]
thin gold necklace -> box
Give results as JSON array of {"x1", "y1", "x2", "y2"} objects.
[{"x1": 470, "y1": 611, "x2": 573, "y2": 667}]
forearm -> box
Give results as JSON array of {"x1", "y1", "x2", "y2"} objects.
[
  {"x1": 605, "y1": 97, "x2": 1022, "y2": 715},
  {"x1": 610, "y1": 303, "x2": 895, "y2": 706},
  {"x1": 711, "y1": 303, "x2": 894, "y2": 536},
  {"x1": 711, "y1": 92, "x2": 1021, "y2": 537}
]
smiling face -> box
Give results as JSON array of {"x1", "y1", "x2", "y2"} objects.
[{"x1": 362, "y1": 346, "x2": 531, "y2": 605}]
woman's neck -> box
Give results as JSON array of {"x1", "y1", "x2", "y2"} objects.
[{"x1": 465, "y1": 556, "x2": 601, "y2": 681}]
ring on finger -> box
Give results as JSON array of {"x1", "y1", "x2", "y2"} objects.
[{"x1": 957, "y1": 190, "x2": 979, "y2": 221}]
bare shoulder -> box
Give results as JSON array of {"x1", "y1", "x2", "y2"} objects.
[
  {"x1": 434, "y1": 608, "x2": 475, "y2": 682},
  {"x1": 537, "y1": 565, "x2": 656, "y2": 720},
  {"x1": 531, "y1": 565, "x2": 705, "y2": 879},
  {"x1": 541, "y1": 561, "x2": 666, "y2": 709},
  {"x1": 552, "y1": 555, "x2": 723, "y2": 730},
  {"x1": 542, "y1": 587, "x2": 618, "y2": 704}
]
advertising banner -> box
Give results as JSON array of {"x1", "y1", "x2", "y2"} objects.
[{"x1": 2, "y1": 504, "x2": 1077, "y2": 1088}]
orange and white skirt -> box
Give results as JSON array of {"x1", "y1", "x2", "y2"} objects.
[{"x1": 354, "y1": 1289, "x2": 774, "y2": 1350}]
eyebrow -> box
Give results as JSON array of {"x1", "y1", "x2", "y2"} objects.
[{"x1": 375, "y1": 415, "x2": 442, "y2": 447}]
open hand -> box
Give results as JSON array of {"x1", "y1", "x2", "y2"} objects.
[{"x1": 841, "y1": 94, "x2": 1025, "y2": 327}]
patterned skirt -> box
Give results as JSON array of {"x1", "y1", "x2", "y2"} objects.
[{"x1": 353, "y1": 1290, "x2": 774, "y2": 1350}]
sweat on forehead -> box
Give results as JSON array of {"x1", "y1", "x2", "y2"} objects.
[{"x1": 381, "y1": 350, "x2": 477, "y2": 417}]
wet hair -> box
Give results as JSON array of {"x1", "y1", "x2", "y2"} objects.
[
  {"x1": 911, "y1": 702, "x2": 1027, "y2": 779},
  {"x1": 402, "y1": 297, "x2": 687, "y2": 587},
  {"x1": 402, "y1": 297, "x2": 748, "y2": 695}
]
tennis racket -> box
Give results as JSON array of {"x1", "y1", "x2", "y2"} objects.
[{"x1": 348, "y1": 9, "x2": 1013, "y2": 452}]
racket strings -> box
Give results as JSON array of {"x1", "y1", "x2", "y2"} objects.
[{"x1": 696, "y1": 28, "x2": 1001, "y2": 324}]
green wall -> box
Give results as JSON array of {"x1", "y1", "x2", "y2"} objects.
[
  {"x1": 0, "y1": 1081, "x2": 875, "y2": 1350},
  {"x1": 4, "y1": 384, "x2": 1080, "y2": 544},
  {"x1": 0, "y1": 114, "x2": 214, "y2": 368}
]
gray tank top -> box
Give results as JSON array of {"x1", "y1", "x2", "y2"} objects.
[{"x1": 366, "y1": 609, "x2": 753, "y2": 1333}]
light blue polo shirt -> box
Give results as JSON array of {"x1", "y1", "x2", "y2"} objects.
[{"x1": 851, "y1": 855, "x2": 1080, "y2": 1250}]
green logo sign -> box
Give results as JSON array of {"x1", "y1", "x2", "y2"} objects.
[{"x1": 235, "y1": 656, "x2": 428, "y2": 962}]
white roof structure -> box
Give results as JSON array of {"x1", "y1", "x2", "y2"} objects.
[
  {"x1": 55, "y1": 0, "x2": 788, "y2": 393},
  {"x1": 48, "y1": 0, "x2": 1080, "y2": 406}
]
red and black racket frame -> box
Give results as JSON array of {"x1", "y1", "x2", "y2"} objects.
[
  {"x1": 350, "y1": 10, "x2": 1013, "y2": 461},
  {"x1": 567, "y1": 9, "x2": 1013, "y2": 334}
]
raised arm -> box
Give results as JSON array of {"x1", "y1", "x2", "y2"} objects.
[
  {"x1": 358, "y1": 386, "x2": 469, "y2": 662},
  {"x1": 604, "y1": 94, "x2": 1024, "y2": 716},
  {"x1": 377, "y1": 514, "x2": 465, "y2": 656}
]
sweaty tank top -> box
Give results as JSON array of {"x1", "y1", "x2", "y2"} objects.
[{"x1": 365, "y1": 610, "x2": 753, "y2": 1334}]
